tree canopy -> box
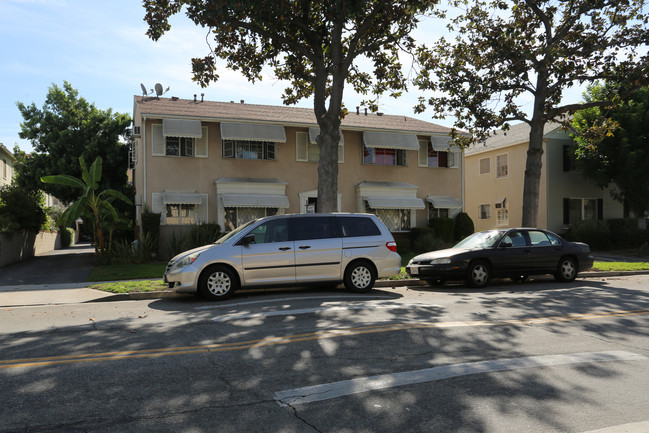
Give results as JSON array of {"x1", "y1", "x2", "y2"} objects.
[
  {"x1": 143, "y1": 0, "x2": 436, "y2": 212},
  {"x1": 571, "y1": 84, "x2": 649, "y2": 217},
  {"x1": 415, "y1": 0, "x2": 649, "y2": 227},
  {"x1": 16, "y1": 81, "x2": 131, "y2": 204}
]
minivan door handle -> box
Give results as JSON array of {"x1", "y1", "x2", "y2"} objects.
[
  {"x1": 278, "y1": 246, "x2": 292, "y2": 251},
  {"x1": 299, "y1": 245, "x2": 311, "y2": 250}
]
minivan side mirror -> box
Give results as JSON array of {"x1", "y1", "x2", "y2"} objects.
[{"x1": 241, "y1": 234, "x2": 256, "y2": 246}]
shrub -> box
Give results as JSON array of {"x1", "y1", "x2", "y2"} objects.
[
  {"x1": 566, "y1": 220, "x2": 610, "y2": 250},
  {"x1": 428, "y1": 217, "x2": 455, "y2": 243},
  {"x1": 165, "y1": 223, "x2": 222, "y2": 259},
  {"x1": 0, "y1": 185, "x2": 46, "y2": 233},
  {"x1": 61, "y1": 227, "x2": 75, "y2": 248},
  {"x1": 454, "y1": 212, "x2": 474, "y2": 242},
  {"x1": 607, "y1": 218, "x2": 646, "y2": 249},
  {"x1": 141, "y1": 210, "x2": 161, "y2": 254}
]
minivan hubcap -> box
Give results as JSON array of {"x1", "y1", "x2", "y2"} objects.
[
  {"x1": 207, "y1": 271, "x2": 231, "y2": 296},
  {"x1": 351, "y1": 267, "x2": 371, "y2": 288}
]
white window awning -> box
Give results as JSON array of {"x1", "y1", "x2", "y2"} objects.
[
  {"x1": 162, "y1": 119, "x2": 203, "y2": 138},
  {"x1": 364, "y1": 196, "x2": 425, "y2": 210},
  {"x1": 308, "y1": 127, "x2": 344, "y2": 145},
  {"x1": 220, "y1": 122, "x2": 287, "y2": 142},
  {"x1": 162, "y1": 192, "x2": 204, "y2": 205},
  {"x1": 363, "y1": 131, "x2": 419, "y2": 150},
  {"x1": 431, "y1": 135, "x2": 461, "y2": 152},
  {"x1": 221, "y1": 194, "x2": 289, "y2": 208},
  {"x1": 427, "y1": 195, "x2": 462, "y2": 208}
]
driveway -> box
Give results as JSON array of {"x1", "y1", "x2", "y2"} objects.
[{"x1": 0, "y1": 243, "x2": 95, "y2": 286}]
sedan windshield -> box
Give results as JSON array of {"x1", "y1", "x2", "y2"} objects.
[{"x1": 454, "y1": 230, "x2": 503, "y2": 249}]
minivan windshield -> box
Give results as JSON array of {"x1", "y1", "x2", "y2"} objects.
[
  {"x1": 214, "y1": 219, "x2": 256, "y2": 245},
  {"x1": 454, "y1": 230, "x2": 504, "y2": 249}
]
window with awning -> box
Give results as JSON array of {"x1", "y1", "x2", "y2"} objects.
[
  {"x1": 220, "y1": 122, "x2": 287, "y2": 142},
  {"x1": 363, "y1": 196, "x2": 426, "y2": 210},
  {"x1": 162, "y1": 192, "x2": 204, "y2": 205},
  {"x1": 427, "y1": 195, "x2": 463, "y2": 219}
]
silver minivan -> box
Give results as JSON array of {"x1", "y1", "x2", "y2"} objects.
[{"x1": 164, "y1": 213, "x2": 401, "y2": 300}]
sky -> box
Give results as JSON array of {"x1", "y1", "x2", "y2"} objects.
[{"x1": 0, "y1": 0, "x2": 590, "y2": 154}]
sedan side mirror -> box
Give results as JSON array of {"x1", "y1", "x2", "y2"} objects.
[{"x1": 500, "y1": 241, "x2": 512, "y2": 248}]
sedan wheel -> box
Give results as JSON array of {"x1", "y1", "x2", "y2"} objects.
[
  {"x1": 466, "y1": 260, "x2": 490, "y2": 288},
  {"x1": 199, "y1": 265, "x2": 238, "y2": 301},
  {"x1": 344, "y1": 261, "x2": 376, "y2": 293},
  {"x1": 555, "y1": 257, "x2": 577, "y2": 282}
]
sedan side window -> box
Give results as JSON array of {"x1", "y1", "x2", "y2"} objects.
[
  {"x1": 529, "y1": 230, "x2": 552, "y2": 247},
  {"x1": 502, "y1": 231, "x2": 528, "y2": 247}
]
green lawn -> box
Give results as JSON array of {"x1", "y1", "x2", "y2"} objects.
[{"x1": 87, "y1": 256, "x2": 649, "y2": 294}]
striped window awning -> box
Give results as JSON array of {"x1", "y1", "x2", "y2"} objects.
[
  {"x1": 364, "y1": 196, "x2": 426, "y2": 210},
  {"x1": 221, "y1": 194, "x2": 289, "y2": 208},
  {"x1": 362, "y1": 131, "x2": 419, "y2": 150},
  {"x1": 220, "y1": 122, "x2": 287, "y2": 142},
  {"x1": 162, "y1": 192, "x2": 204, "y2": 205},
  {"x1": 162, "y1": 119, "x2": 203, "y2": 138},
  {"x1": 431, "y1": 135, "x2": 461, "y2": 152},
  {"x1": 427, "y1": 195, "x2": 462, "y2": 208},
  {"x1": 308, "y1": 127, "x2": 344, "y2": 145}
]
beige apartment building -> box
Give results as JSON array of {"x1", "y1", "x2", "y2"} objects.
[
  {"x1": 131, "y1": 95, "x2": 465, "y2": 246},
  {"x1": 0, "y1": 143, "x2": 15, "y2": 188},
  {"x1": 464, "y1": 122, "x2": 625, "y2": 234}
]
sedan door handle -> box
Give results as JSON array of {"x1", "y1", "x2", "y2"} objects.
[
  {"x1": 299, "y1": 245, "x2": 311, "y2": 250},
  {"x1": 278, "y1": 246, "x2": 292, "y2": 251}
]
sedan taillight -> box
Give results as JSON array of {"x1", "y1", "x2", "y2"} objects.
[{"x1": 386, "y1": 241, "x2": 397, "y2": 252}]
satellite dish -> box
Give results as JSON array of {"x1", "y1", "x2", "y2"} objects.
[
  {"x1": 141, "y1": 83, "x2": 147, "y2": 95},
  {"x1": 155, "y1": 83, "x2": 163, "y2": 96}
]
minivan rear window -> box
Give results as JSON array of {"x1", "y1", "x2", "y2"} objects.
[{"x1": 337, "y1": 216, "x2": 381, "y2": 237}]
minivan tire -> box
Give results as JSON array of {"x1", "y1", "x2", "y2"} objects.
[
  {"x1": 198, "y1": 265, "x2": 238, "y2": 301},
  {"x1": 344, "y1": 260, "x2": 376, "y2": 293}
]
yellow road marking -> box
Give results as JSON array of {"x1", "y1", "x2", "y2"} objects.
[{"x1": 2, "y1": 308, "x2": 648, "y2": 370}]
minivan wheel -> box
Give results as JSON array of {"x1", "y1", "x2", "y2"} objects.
[
  {"x1": 466, "y1": 260, "x2": 490, "y2": 288},
  {"x1": 344, "y1": 261, "x2": 376, "y2": 293},
  {"x1": 198, "y1": 265, "x2": 238, "y2": 301},
  {"x1": 555, "y1": 256, "x2": 577, "y2": 282}
]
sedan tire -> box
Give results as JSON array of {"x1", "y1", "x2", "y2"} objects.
[
  {"x1": 466, "y1": 260, "x2": 490, "y2": 288},
  {"x1": 555, "y1": 256, "x2": 577, "y2": 282},
  {"x1": 198, "y1": 265, "x2": 239, "y2": 301},
  {"x1": 344, "y1": 260, "x2": 376, "y2": 293}
]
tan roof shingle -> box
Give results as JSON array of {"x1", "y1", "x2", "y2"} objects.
[{"x1": 134, "y1": 96, "x2": 452, "y2": 135}]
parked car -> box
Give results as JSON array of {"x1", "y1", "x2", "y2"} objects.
[
  {"x1": 164, "y1": 213, "x2": 401, "y2": 300},
  {"x1": 406, "y1": 228, "x2": 593, "y2": 288}
]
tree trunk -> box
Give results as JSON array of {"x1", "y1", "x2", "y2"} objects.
[
  {"x1": 522, "y1": 117, "x2": 546, "y2": 227},
  {"x1": 316, "y1": 119, "x2": 341, "y2": 213}
]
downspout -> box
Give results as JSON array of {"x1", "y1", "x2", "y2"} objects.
[
  {"x1": 461, "y1": 149, "x2": 465, "y2": 214},
  {"x1": 141, "y1": 116, "x2": 147, "y2": 238}
]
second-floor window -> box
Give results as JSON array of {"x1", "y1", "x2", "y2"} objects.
[
  {"x1": 418, "y1": 139, "x2": 458, "y2": 168},
  {"x1": 479, "y1": 157, "x2": 490, "y2": 174},
  {"x1": 222, "y1": 140, "x2": 275, "y2": 160},
  {"x1": 496, "y1": 154, "x2": 508, "y2": 178},
  {"x1": 363, "y1": 145, "x2": 406, "y2": 166},
  {"x1": 166, "y1": 137, "x2": 194, "y2": 157}
]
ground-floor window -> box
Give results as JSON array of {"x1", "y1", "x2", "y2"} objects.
[
  {"x1": 166, "y1": 204, "x2": 197, "y2": 225},
  {"x1": 479, "y1": 204, "x2": 491, "y2": 220},
  {"x1": 366, "y1": 204, "x2": 410, "y2": 232},
  {"x1": 223, "y1": 207, "x2": 278, "y2": 231},
  {"x1": 565, "y1": 198, "x2": 600, "y2": 225},
  {"x1": 428, "y1": 204, "x2": 450, "y2": 219}
]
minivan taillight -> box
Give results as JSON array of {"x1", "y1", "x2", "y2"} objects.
[{"x1": 386, "y1": 241, "x2": 397, "y2": 252}]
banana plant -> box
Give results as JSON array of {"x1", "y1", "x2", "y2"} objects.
[{"x1": 41, "y1": 156, "x2": 132, "y2": 256}]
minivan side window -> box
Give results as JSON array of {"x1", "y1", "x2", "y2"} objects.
[
  {"x1": 248, "y1": 219, "x2": 289, "y2": 244},
  {"x1": 337, "y1": 216, "x2": 381, "y2": 237},
  {"x1": 291, "y1": 216, "x2": 339, "y2": 241}
]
